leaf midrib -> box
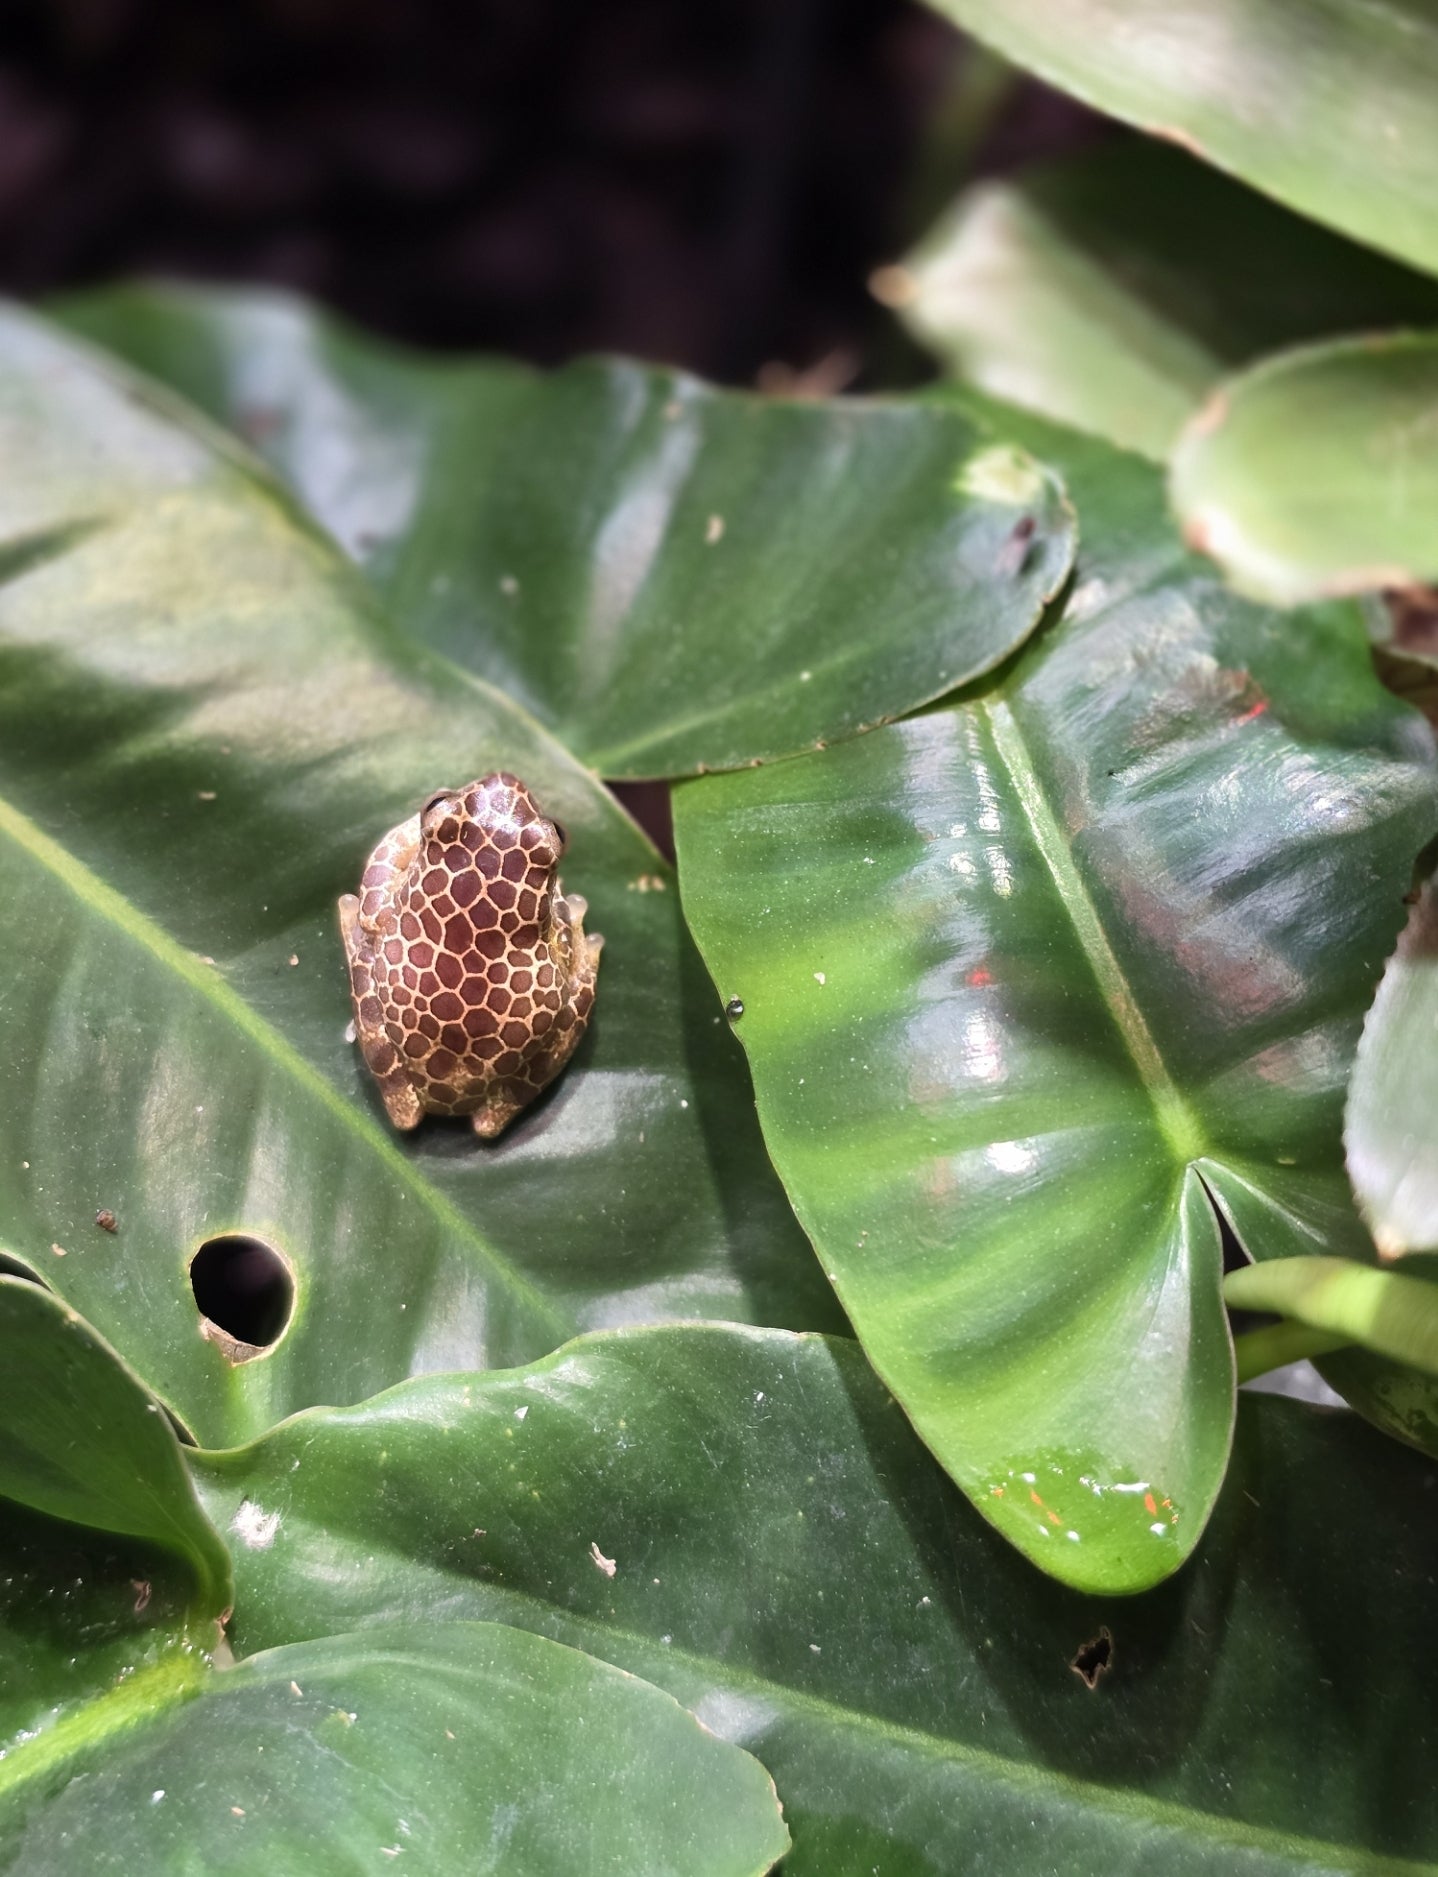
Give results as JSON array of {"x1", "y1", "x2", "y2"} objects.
[
  {"x1": 983, "y1": 695, "x2": 1208, "y2": 1166},
  {"x1": 0, "y1": 1652, "x2": 208, "y2": 1805},
  {"x1": 0, "y1": 792, "x2": 568, "y2": 1341}
]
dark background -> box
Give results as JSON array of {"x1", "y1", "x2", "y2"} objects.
[{"x1": 0, "y1": 0, "x2": 1095, "y2": 383}]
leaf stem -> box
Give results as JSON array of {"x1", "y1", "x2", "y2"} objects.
[
  {"x1": 1225, "y1": 1257, "x2": 1438, "y2": 1380},
  {"x1": 1231, "y1": 1320, "x2": 1350, "y2": 1385}
]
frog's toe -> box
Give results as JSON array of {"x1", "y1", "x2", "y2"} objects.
[
  {"x1": 379, "y1": 1078, "x2": 424, "y2": 1130},
  {"x1": 471, "y1": 1105, "x2": 508, "y2": 1140},
  {"x1": 471, "y1": 1086, "x2": 527, "y2": 1139}
]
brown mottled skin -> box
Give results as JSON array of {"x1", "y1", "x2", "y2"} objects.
[{"x1": 339, "y1": 774, "x2": 602, "y2": 1138}]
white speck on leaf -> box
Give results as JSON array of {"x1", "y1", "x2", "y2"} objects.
[
  {"x1": 231, "y1": 1501, "x2": 281, "y2": 1549},
  {"x1": 705, "y1": 514, "x2": 725, "y2": 545},
  {"x1": 813, "y1": 972, "x2": 826, "y2": 985},
  {"x1": 590, "y1": 1542, "x2": 617, "y2": 1577},
  {"x1": 514, "y1": 1405, "x2": 529, "y2": 1421}
]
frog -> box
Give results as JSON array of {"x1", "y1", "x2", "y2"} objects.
[{"x1": 338, "y1": 774, "x2": 602, "y2": 1139}]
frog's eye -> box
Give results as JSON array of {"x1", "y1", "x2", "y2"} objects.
[
  {"x1": 551, "y1": 821, "x2": 568, "y2": 851},
  {"x1": 422, "y1": 792, "x2": 451, "y2": 817}
]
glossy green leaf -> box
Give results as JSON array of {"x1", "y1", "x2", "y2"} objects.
[
  {"x1": 0, "y1": 1619, "x2": 787, "y2": 1875},
  {"x1": 921, "y1": 0, "x2": 1438, "y2": 281},
  {"x1": 895, "y1": 140, "x2": 1438, "y2": 460},
  {"x1": 1171, "y1": 335, "x2": 1438, "y2": 604},
  {"x1": 674, "y1": 405, "x2": 1438, "y2": 1590},
  {"x1": 0, "y1": 1279, "x2": 231, "y2": 1619},
  {"x1": 54, "y1": 281, "x2": 1076, "y2": 779},
  {"x1": 191, "y1": 1325, "x2": 1438, "y2": 1872},
  {"x1": 1346, "y1": 880, "x2": 1438, "y2": 1257},
  {"x1": 1226, "y1": 1256, "x2": 1438, "y2": 1377},
  {"x1": 0, "y1": 301, "x2": 838, "y2": 1451}
]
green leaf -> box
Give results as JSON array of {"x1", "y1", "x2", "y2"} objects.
[
  {"x1": 0, "y1": 1620, "x2": 788, "y2": 1874},
  {"x1": 0, "y1": 1500, "x2": 202, "y2": 1751},
  {"x1": 190, "y1": 1325, "x2": 1438, "y2": 1871},
  {"x1": 673, "y1": 406, "x2": 1438, "y2": 1590},
  {"x1": 0, "y1": 300, "x2": 837, "y2": 1451},
  {"x1": 895, "y1": 139, "x2": 1438, "y2": 461},
  {"x1": 0, "y1": 1278, "x2": 232, "y2": 1618},
  {"x1": 53, "y1": 281, "x2": 1076, "y2": 779},
  {"x1": 1171, "y1": 335, "x2": 1438, "y2": 604},
  {"x1": 1346, "y1": 879, "x2": 1438, "y2": 1258},
  {"x1": 1315, "y1": 1333, "x2": 1438, "y2": 1460},
  {"x1": 920, "y1": 0, "x2": 1438, "y2": 281}
]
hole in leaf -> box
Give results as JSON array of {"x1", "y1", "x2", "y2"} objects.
[
  {"x1": 1070, "y1": 1626, "x2": 1114, "y2": 1690},
  {"x1": 189, "y1": 1236, "x2": 293, "y2": 1361}
]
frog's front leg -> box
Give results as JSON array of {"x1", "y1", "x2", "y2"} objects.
[{"x1": 338, "y1": 893, "x2": 424, "y2": 1130}]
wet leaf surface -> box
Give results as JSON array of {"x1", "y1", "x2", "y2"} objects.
[{"x1": 675, "y1": 401, "x2": 1438, "y2": 1588}]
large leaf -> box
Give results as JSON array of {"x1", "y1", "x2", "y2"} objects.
[
  {"x1": 0, "y1": 1278, "x2": 231, "y2": 1618},
  {"x1": 190, "y1": 1325, "x2": 1438, "y2": 1872},
  {"x1": 0, "y1": 301, "x2": 840, "y2": 1451},
  {"x1": 1346, "y1": 879, "x2": 1438, "y2": 1258},
  {"x1": 1171, "y1": 334, "x2": 1438, "y2": 605},
  {"x1": 921, "y1": 0, "x2": 1438, "y2": 281},
  {"x1": 673, "y1": 403, "x2": 1438, "y2": 1590},
  {"x1": 0, "y1": 1619, "x2": 788, "y2": 1874},
  {"x1": 54, "y1": 281, "x2": 1076, "y2": 779},
  {"x1": 895, "y1": 139, "x2": 1438, "y2": 460}
]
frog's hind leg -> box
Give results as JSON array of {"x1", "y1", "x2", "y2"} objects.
[
  {"x1": 338, "y1": 893, "x2": 424, "y2": 1130},
  {"x1": 470, "y1": 979, "x2": 598, "y2": 1141}
]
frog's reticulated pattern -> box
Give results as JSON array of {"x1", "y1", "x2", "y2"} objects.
[{"x1": 338, "y1": 774, "x2": 602, "y2": 1139}]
